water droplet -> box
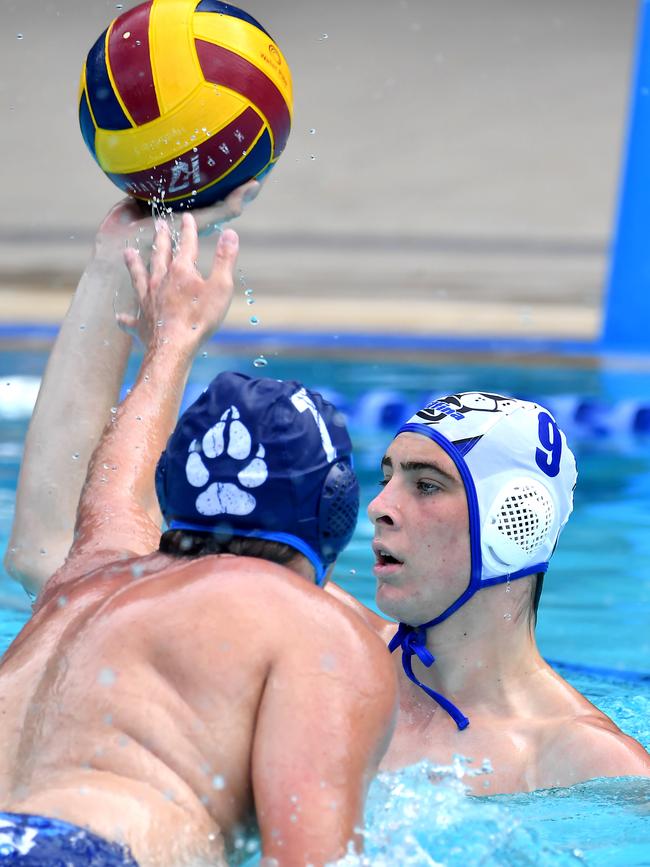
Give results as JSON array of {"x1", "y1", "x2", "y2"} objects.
[
  {"x1": 98, "y1": 667, "x2": 117, "y2": 686},
  {"x1": 72, "y1": 452, "x2": 80, "y2": 460},
  {"x1": 16, "y1": 33, "x2": 24, "y2": 40},
  {"x1": 349, "y1": 568, "x2": 357, "y2": 575},
  {"x1": 39, "y1": 548, "x2": 47, "y2": 556},
  {"x1": 309, "y1": 128, "x2": 316, "y2": 135},
  {"x1": 319, "y1": 33, "x2": 329, "y2": 40},
  {"x1": 246, "y1": 298, "x2": 255, "y2": 305},
  {"x1": 135, "y1": 39, "x2": 141, "y2": 46},
  {"x1": 503, "y1": 612, "x2": 512, "y2": 621},
  {"x1": 244, "y1": 288, "x2": 254, "y2": 296},
  {"x1": 249, "y1": 315, "x2": 259, "y2": 326},
  {"x1": 110, "y1": 406, "x2": 117, "y2": 415},
  {"x1": 122, "y1": 30, "x2": 131, "y2": 39},
  {"x1": 309, "y1": 154, "x2": 316, "y2": 160},
  {"x1": 211, "y1": 774, "x2": 226, "y2": 790},
  {"x1": 201, "y1": 351, "x2": 208, "y2": 359},
  {"x1": 253, "y1": 356, "x2": 268, "y2": 368}
]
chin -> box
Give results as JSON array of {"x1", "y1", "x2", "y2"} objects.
[{"x1": 375, "y1": 582, "x2": 413, "y2": 623}]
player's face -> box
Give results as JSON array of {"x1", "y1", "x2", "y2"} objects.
[{"x1": 367, "y1": 432, "x2": 471, "y2": 625}]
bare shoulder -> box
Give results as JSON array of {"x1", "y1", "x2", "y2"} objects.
[
  {"x1": 541, "y1": 708, "x2": 650, "y2": 784},
  {"x1": 325, "y1": 581, "x2": 397, "y2": 643},
  {"x1": 243, "y1": 565, "x2": 398, "y2": 703}
]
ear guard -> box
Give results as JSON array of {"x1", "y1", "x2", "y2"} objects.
[{"x1": 318, "y1": 459, "x2": 360, "y2": 565}]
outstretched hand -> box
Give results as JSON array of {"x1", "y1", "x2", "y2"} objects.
[
  {"x1": 122, "y1": 213, "x2": 239, "y2": 348},
  {"x1": 95, "y1": 178, "x2": 260, "y2": 257}
]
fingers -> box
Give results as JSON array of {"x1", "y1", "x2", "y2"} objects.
[
  {"x1": 123, "y1": 248, "x2": 148, "y2": 303},
  {"x1": 150, "y1": 220, "x2": 172, "y2": 284},
  {"x1": 177, "y1": 213, "x2": 199, "y2": 266},
  {"x1": 209, "y1": 229, "x2": 239, "y2": 285},
  {"x1": 196, "y1": 179, "x2": 262, "y2": 236}
]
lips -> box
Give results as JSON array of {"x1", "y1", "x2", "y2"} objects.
[{"x1": 372, "y1": 541, "x2": 404, "y2": 576}]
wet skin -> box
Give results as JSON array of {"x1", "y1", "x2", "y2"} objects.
[
  {"x1": 0, "y1": 553, "x2": 396, "y2": 867},
  {"x1": 369, "y1": 432, "x2": 472, "y2": 628}
]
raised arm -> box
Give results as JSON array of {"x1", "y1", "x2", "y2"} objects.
[
  {"x1": 5, "y1": 182, "x2": 259, "y2": 598},
  {"x1": 47, "y1": 214, "x2": 239, "y2": 591},
  {"x1": 4, "y1": 201, "x2": 136, "y2": 597}
]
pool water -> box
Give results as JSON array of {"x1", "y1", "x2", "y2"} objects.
[{"x1": 1, "y1": 349, "x2": 649, "y2": 866}]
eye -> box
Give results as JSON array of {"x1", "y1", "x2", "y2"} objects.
[
  {"x1": 378, "y1": 477, "x2": 390, "y2": 488},
  {"x1": 417, "y1": 479, "x2": 441, "y2": 495}
]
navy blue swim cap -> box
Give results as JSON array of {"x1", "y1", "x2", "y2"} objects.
[{"x1": 155, "y1": 372, "x2": 360, "y2": 583}]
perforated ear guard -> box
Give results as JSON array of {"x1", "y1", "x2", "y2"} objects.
[
  {"x1": 318, "y1": 459, "x2": 360, "y2": 564},
  {"x1": 481, "y1": 476, "x2": 556, "y2": 575}
]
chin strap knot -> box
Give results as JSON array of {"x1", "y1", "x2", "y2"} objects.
[
  {"x1": 388, "y1": 623, "x2": 434, "y2": 666},
  {"x1": 388, "y1": 622, "x2": 470, "y2": 731}
]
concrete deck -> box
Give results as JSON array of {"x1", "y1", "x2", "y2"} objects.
[{"x1": 0, "y1": 0, "x2": 637, "y2": 343}]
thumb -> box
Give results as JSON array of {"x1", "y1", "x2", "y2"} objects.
[{"x1": 211, "y1": 228, "x2": 239, "y2": 279}]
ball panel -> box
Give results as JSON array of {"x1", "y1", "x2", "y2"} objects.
[
  {"x1": 195, "y1": 0, "x2": 271, "y2": 39},
  {"x1": 78, "y1": 86, "x2": 98, "y2": 162},
  {"x1": 95, "y1": 82, "x2": 243, "y2": 173},
  {"x1": 193, "y1": 11, "x2": 292, "y2": 112},
  {"x1": 85, "y1": 27, "x2": 132, "y2": 131},
  {"x1": 195, "y1": 39, "x2": 290, "y2": 156},
  {"x1": 107, "y1": 0, "x2": 160, "y2": 125},
  {"x1": 149, "y1": 0, "x2": 205, "y2": 115},
  {"x1": 106, "y1": 103, "x2": 264, "y2": 202},
  {"x1": 167, "y1": 126, "x2": 273, "y2": 209}
]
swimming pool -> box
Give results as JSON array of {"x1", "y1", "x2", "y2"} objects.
[{"x1": 1, "y1": 347, "x2": 649, "y2": 866}]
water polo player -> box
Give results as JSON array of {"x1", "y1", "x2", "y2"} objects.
[
  {"x1": 330, "y1": 392, "x2": 649, "y2": 792},
  {"x1": 0, "y1": 212, "x2": 396, "y2": 866}
]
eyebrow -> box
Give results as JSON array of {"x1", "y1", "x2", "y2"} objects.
[{"x1": 380, "y1": 455, "x2": 458, "y2": 483}]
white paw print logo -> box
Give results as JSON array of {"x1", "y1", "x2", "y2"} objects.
[{"x1": 185, "y1": 405, "x2": 268, "y2": 516}]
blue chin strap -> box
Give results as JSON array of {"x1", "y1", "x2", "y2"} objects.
[{"x1": 387, "y1": 424, "x2": 548, "y2": 731}]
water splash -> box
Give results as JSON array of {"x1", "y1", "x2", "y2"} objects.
[{"x1": 328, "y1": 761, "x2": 588, "y2": 866}]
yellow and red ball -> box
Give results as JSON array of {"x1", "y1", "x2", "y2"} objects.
[{"x1": 79, "y1": 0, "x2": 292, "y2": 209}]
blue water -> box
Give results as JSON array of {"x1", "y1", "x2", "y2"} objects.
[{"x1": 1, "y1": 349, "x2": 649, "y2": 867}]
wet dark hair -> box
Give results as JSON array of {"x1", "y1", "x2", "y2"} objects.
[{"x1": 159, "y1": 529, "x2": 297, "y2": 567}]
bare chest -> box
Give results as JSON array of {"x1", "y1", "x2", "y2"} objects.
[{"x1": 380, "y1": 704, "x2": 543, "y2": 795}]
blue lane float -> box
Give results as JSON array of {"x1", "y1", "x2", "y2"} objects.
[{"x1": 3, "y1": 376, "x2": 650, "y2": 438}]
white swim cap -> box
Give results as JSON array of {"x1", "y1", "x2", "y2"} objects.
[
  {"x1": 389, "y1": 392, "x2": 578, "y2": 731},
  {"x1": 397, "y1": 392, "x2": 577, "y2": 598}
]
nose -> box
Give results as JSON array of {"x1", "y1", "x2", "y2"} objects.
[{"x1": 367, "y1": 481, "x2": 399, "y2": 527}]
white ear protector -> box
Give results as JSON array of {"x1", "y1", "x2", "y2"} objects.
[{"x1": 482, "y1": 477, "x2": 556, "y2": 574}]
